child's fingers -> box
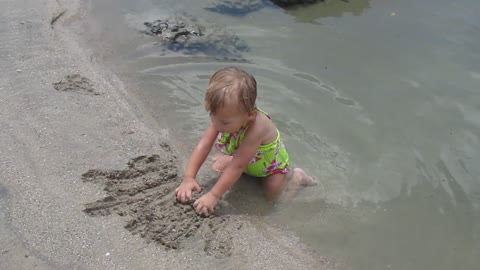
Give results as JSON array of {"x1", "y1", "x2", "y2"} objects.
[
  {"x1": 198, "y1": 206, "x2": 209, "y2": 217},
  {"x1": 196, "y1": 205, "x2": 213, "y2": 217},
  {"x1": 193, "y1": 201, "x2": 206, "y2": 216},
  {"x1": 186, "y1": 190, "x2": 192, "y2": 201},
  {"x1": 180, "y1": 192, "x2": 187, "y2": 203}
]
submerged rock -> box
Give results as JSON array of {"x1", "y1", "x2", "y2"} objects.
[
  {"x1": 270, "y1": 0, "x2": 322, "y2": 7},
  {"x1": 142, "y1": 12, "x2": 249, "y2": 60},
  {"x1": 283, "y1": 0, "x2": 370, "y2": 23},
  {"x1": 204, "y1": 0, "x2": 368, "y2": 23},
  {"x1": 143, "y1": 20, "x2": 202, "y2": 42},
  {"x1": 204, "y1": 0, "x2": 326, "y2": 16},
  {"x1": 205, "y1": 0, "x2": 270, "y2": 16}
]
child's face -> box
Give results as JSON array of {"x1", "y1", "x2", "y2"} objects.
[{"x1": 210, "y1": 105, "x2": 253, "y2": 133}]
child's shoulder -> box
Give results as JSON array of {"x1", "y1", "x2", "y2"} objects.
[
  {"x1": 255, "y1": 110, "x2": 274, "y2": 126},
  {"x1": 252, "y1": 111, "x2": 277, "y2": 143}
]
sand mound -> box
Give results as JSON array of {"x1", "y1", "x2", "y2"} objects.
[
  {"x1": 53, "y1": 74, "x2": 101, "y2": 95},
  {"x1": 82, "y1": 144, "x2": 241, "y2": 257}
]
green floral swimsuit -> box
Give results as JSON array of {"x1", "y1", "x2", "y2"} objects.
[{"x1": 214, "y1": 109, "x2": 290, "y2": 177}]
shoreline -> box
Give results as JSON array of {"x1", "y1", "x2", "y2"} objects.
[{"x1": 0, "y1": 0, "x2": 335, "y2": 269}]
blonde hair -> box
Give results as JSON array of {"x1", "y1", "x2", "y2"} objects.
[{"x1": 204, "y1": 67, "x2": 257, "y2": 114}]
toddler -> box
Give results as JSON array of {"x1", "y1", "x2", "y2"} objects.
[{"x1": 175, "y1": 67, "x2": 314, "y2": 216}]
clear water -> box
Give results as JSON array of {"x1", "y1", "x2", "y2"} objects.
[{"x1": 81, "y1": 0, "x2": 480, "y2": 269}]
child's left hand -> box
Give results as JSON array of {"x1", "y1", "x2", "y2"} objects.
[{"x1": 193, "y1": 192, "x2": 220, "y2": 217}]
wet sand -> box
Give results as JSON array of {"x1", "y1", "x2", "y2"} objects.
[{"x1": 0, "y1": 0, "x2": 336, "y2": 269}]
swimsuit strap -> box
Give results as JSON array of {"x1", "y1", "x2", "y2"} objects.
[{"x1": 255, "y1": 107, "x2": 272, "y2": 119}]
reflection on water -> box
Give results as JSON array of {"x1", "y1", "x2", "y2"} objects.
[{"x1": 81, "y1": 0, "x2": 480, "y2": 269}]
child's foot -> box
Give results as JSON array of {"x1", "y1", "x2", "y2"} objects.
[
  {"x1": 281, "y1": 168, "x2": 316, "y2": 201},
  {"x1": 211, "y1": 153, "x2": 233, "y2": 172},
  {"x1": 291, "y1": 168, "x2": 317, "y2": 187}
]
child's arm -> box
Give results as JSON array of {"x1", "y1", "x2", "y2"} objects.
[
  {"x1": 193, "y1": 124, "x2": 264, "y2": 216},
  {"x1": 175, "y1": 123, "x2": 218, "y2": 203}
]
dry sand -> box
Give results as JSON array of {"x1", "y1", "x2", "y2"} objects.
[{"x1": 0, "y1": 0, "x2": 337, "y2": 269}]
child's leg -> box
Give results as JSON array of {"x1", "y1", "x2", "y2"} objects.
[
  {"x1": 263, "y1": 173, "x2": 287, "y2": 201},
  {"x1": 211, "y1": 152, "x2": 233, "y2": 172},
  {"x1": 264, "y1": 168, "x2": 316, "y2": 201}
]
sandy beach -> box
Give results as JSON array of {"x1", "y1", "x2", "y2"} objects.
[{"x1": 0, "y1": 0, "x2": 336, "y2": 269}]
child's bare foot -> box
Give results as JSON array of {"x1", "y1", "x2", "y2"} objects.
[
  {"x1": 291, "y1": 168, "x2": 316, "y2": 187},
  {"x1": 282, "y1": 168, "x2": 316, "y2": 201},
  {"x1": 211, "y1": 153, "x2": 233, "y2": 172}
]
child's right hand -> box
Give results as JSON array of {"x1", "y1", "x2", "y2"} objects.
[{"x1": 175, "y1": 176, "x2": 202, "y2": 203}]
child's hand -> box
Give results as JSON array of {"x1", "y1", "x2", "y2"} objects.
[
  {"x1": 175, "y1": 176, "x2": 202, "y2": 203},
  {"x1": 193, "y1": 192, "x2": 220, "y2": 217}
]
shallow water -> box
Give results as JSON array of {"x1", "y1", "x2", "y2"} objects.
[{"x1": 81, "y1": 0, "x2": 480, "y2": 269}]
